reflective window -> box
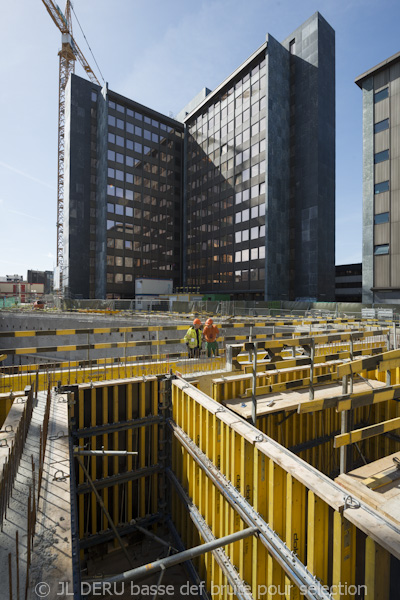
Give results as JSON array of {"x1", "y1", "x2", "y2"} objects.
[
  {"x1": 108, "y1": 168, "x2": 115, "y2": 178},
  {"x1": 135, "y1": 126, "x2": 142, "y2": 136},
  {"x1": 108, "y1": 115, "x2": 116, "y2": 127},
  {"x1": 375, "y1": 119, "x2": 389, "y2": 133},
  {"x1": 107, "y1": 185, "x2": 115, "y2": 196},
  {"x1": 116, "y1": 153, "x2": 124, "y2": 164},
  {"x1": 242, "y1": 229, "x2": 249, "y2": 242},
  {"x1": 374, "y1": 88, "x2": 388, "y2": 103},
  {"x1": 374, "y1": 244, "x2": 389, "y2": 255},
  {"x1": 91, "y1": 91, "x2": 97, "y2": 102},
  {"x1": 109, "y1": 101, "x2": 115, "y2": 109},
  {"x1": 374, "y1": 181, "x2": 389, "y2": 194},
  {"x1": 107, "y1": 203, "x2": 114, "y2": 213},
  {"x1": 374, "y1": 212, "x2": 389, "y2": 224},
  {"x1": 126, "y1": 156, "x2": 134, "y2": 168},
  {"x1": 144, "y1": 116, "x2": 151, "y2": 124},
  {"x1": 242, "y1": 249, "x2": 249, "y2": 261},
  {"x1": 126, "y1": 174, "x2": 133, "y2": 185},
  {"x1": 116, "y1": 135, "x2": 124, "y2": 147},
  {"x1": 126, "y1": 140, "x2": 133, "y2": 150},
  {"x1": 126, "y1": 122, "x2": 134, "y2": 134},
  {"x1": 115, "y1": 205, "x2": 124, "y2": 215},
  {"x1": 126, "y1": 189, "x2": 133, "y2": 200},
  {"x1": 108, "y1": 133, "x2": 115, "y2": 144},
  {"x1": 117, "y1": 118, "x2": 124, "y2": 130},
  {"x1": 251, "y1": 226, "x2": 258, "y2": 239},
  {"x1": 115, "y1": 187, "x2": 123, "y2": 198},
  {"x1": 144, "y1": 129, "x2": 151, "y2": 140},
  {"x1": 117, "y1": 104, "x2": 124, "y2": 113},
  {"x1": 116, "y1": 169, "x2": 124, "y2": 181},
  {"x1": 374, "y1": 149, "x2": 389, "y2": 164},
  {"x1": 242, "y1": 209, "x2": 249, "y2": 221},
  {"x1": 126, "y1": 206, "x2": 133, "y2": 217},
  {"x1": 135, "y1": 112, "x2": 143, "y2": 121},
  {"x1": 127, "y1": 108, "x2": 134, "y2": 117},
  {"x1": 259, "y1": 246, "x2": 265, "y2": 259},
  {"x1": 108, "y1": 150, "x2": 115, "y2": 161},
  {"x1": 107, "y1": 220, "x2": 114, "y2": 230}
]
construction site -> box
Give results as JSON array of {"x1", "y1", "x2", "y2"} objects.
[
  {"x1": 0, "y1": 306, "x2": 400, "y2": 599},
  {"x1": 2, "y1": 1, "x2": 400, "y2": 599}
]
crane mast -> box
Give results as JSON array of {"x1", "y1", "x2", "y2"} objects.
[{"x1": 41, "y1": 0, "x2": 100, "y2": 292}]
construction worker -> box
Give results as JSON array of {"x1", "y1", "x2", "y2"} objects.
[
  {"x1": 184, "y1": 318, "x2": 202, "y2": 358},
  {"x1": 203, "y1": 318, "x2": 219, "y2": 357}
]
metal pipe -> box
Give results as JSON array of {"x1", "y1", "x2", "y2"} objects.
[
  {"x1": 251, "y1": 343, "x2": 257, "y2": 426},
  {"x1": 89, "y1": 527, "x2": 257, "y2": 585},
  {"x1": 74, "y1": 450, "x2": 138, "y2": 456},
  {"x1": 75, "y1": 457, "x2": 134, "y2": 569}
]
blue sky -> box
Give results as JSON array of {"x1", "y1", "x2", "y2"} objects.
[{"x1": 1, "y1": 0, "x2": 399, "y2": 278}]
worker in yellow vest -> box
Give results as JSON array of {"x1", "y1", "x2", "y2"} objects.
[{"x1": 184, "y1": 318, "x2": 202, "y2": 358}]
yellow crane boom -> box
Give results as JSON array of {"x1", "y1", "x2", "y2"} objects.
[{"x1": 41, "y1": 0, "x2": 100, "y2": 291}]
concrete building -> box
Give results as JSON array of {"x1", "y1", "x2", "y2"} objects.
[
  {"x1": 27, "y1": 270, "x2": 53, "y2": 295},
  {"x1": 356, "y1": 52, "x2": 400, "y2": 304},
  {"x1": 64, "y1": 12, "x2": 335, "y2": 301}
]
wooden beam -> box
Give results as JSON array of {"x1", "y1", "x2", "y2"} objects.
[{"x1": 334, "y1": 416, "x2": 400, "y2": 448}]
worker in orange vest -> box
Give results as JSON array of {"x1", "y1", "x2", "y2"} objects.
[{"x1": 203, "y1": 318, "x2": 219, "y2": 357}]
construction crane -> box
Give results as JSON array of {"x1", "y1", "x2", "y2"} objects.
[{"x1": 41, "y1": 0, "x2": 101, "y2": 291}]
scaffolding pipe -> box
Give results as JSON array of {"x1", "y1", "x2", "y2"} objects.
[
  {"x1": 89, "y1": 527, "x2": 258, "y2": 585},
  {"x1": 74, "y1": 449, "x2": 138, "y2": 456}
]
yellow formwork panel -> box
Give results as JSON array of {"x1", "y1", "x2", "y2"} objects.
[{"x1": 170, "y1": 379, "x2": 400, "y2": 600}]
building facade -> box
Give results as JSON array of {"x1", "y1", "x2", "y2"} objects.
[
  {"x1": 64, "y1": 12, "x2": 335, "y2": 301},
  {"x1": 335, "y1": 263, "x2": 362, "y2": 303},
  {"x1": 182, "y1": 12, "x2": 335, "y2": 300},
  {"x1": 64, "y1": 76, "x2": 183, "y2": 299},
  {"x1": 356, "y1": 52, "x2": 400, "y2": 304}
]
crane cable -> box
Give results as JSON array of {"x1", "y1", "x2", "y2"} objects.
[{"x1": 69, "y1": 1, "x2": 105, "y2": 84}]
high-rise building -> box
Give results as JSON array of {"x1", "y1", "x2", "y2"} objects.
[
  {"x1": 356, "y1": 52, "x2": 400, "y2": 304},
  {"x1": 64, "y1": 12, "x2": 335, "y2": 301},
  {"x1": 181, "y1": 12, "x2": 335, "y2": 301},
  {"x1": 64, "y1": 77, "x2": 183, "y2": 299}
]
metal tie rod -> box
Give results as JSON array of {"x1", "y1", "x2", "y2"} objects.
[
  {"x1": 74, "y1": 449, "x2": 138, "y2": 456},
  {"x1": 87, "y1": 527, "x2": 258, "y2": 585}
]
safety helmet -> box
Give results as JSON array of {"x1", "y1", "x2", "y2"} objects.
[
  {"x1": 193, "y1": 318, "x2": 201, "y2": 325},
  {"x1": 206, "y1": 318, "x2": 213, "y2": 325}
]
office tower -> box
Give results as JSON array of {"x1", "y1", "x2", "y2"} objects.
[{"x1": 356, "y1": 51, "x2": 400, "y2": 304}]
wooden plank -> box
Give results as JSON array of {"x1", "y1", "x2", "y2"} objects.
[
  {"x1": 334, "y1": 416, "x2": 400, "y2": 448},
  {"x1": 337, "y1": 348, "x2": 400, "y2": 378}
]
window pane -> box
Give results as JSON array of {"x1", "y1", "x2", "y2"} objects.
[
  {"x1": 374, "y1": 88, "x2": 388, "y2": 103},
  {"x1": 374, "y1": 119, "x2": 389, "y2": 133},
  {"x1": 374, "y1": 149, "x2": 389, "y2": 164},
  {"x1": 374, "y1": 212, "x2": 389, "y2": 224},
  {"x1": 374, "y1": 244, "x2": 389, "y2": 255},
  {"x1": 374, "y1": 181, "x2": 389, "y2": 194}
]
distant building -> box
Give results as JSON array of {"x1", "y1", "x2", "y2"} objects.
[
  {"x1": 335, "y1": 263, "x2": 362, "y2": 302},
  {"x1": 356, "y1": 51, "x2": 400, "y2": 304},
  {"x1": 0, "y1": 280, "x2": 44, "y2": 302},
  {"x1": 27, "y1": 270, "x2": 53, "y2": 295},
  {"x1": 64, "y1": 12, "x2": 335, "y2": 301}
]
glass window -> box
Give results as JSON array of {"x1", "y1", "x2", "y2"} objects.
[
  {"x1": 135, "y1": 126, "x2": 142, "y2": 136},
  {"x1": 116, "y1": 135, "x2": 124, "y2": 147},
  {"x1": 115, "y1": 273, "x2": 123, "y2": 283},
  {"x1": 115, "y1": 256, "x2": 123, "y2": 267},
  {"x1": 107, "y1": 203, "x2": 114, "y2": 213},
  {"x1": 242, "y1": 209, "x2": 249, "y2": 221},
  {"x1": 259, "y1": 246, "x2": 265, "y2": 259},
  {"x1": 126, "y1": 173, "x2": 133, "y2": 184},
  {"x1": 152, "y1": 132, "x2": 159, "y2": 143},
  {"x1": 251, "y1": 164, "x2": 259, "y2": 178},
  {"x1": 235, "y1": 212, "x2": 242, "y2": 224},
  {"x1": 375, "y1": 181, "x2": 389, "y2": 194},
  {"x1": 374, "y1": 244, "x2": 389, "y2": 255},
  {"x1": 107, "y1": 184, "x2": 115, "y2": 196},
  {"x1": 126, "y1": 140, "x2": 133, "y2": 150},
  {"x1": 242, "y1": 169, "x2": 250, "y2": 182},
  {"x1": 374, "y1": 212, "x2": 389, "y2": 224},
  {"x1": 116, "y1": 187, "x2": 123, "y2": 198},
  {"x1": 126, "y1": 156, "x2": 134, "y2": 168},
  {"x1": 242, "y1": 249, "x2": 249, "y2": 261},
  {"x1": 375, "y1": 119, "x2": 389, "y2": 133},
  {"x1": 260, "y1": 225, "x2": 265, "y2": 237},
  {"x1": 108, "y1": 133, "x2": 115, "y2": 144},
  {"x1": 135, "y1": 142, "x2": 142, "y2": 153},
  {"x1": 126, "y1": 206, "x2": 133, "y2": 217},
  {"x1": 235, "y1": 231, "x2": 241, "y2": 243},
  {"x1": 135, "y1": 112, "x2": 143, "y2": 121},
  {"x1": 251, "y1": 226, "x2": 258, "y2": 239},
  {"x1": 259, "y1": 203, "x2": 266, "y2": 216},
  {"x1": 108, "y1": 167, "x2": 115, "y2": 178},
  {"x1": 126, "y1": 189, "x2": 133, "y2": 200},
  {"x1": 115, "y1": 204, "x2": 124, "y2": 215},
  {"x1": 144, "y1": 116, "x2": 151, "y2": 124},
  {"x1": 235, "y1": 192, "x2": 242, "y2": 204},
  {"x1": 91, "y1": 91, "x2": 97, "y2": 102},
  {"x1": 127, "y1": 108, "x2": 134, "y2": 117},
  {"x1": 109, "y1": 101, "x2": 115, "y2": 109},
  {"x1": 374, "y1": 88, "x2": 388, "y2": 103},
  {"x1": 116, "y1": 169, "x2": 124, "y2": 181},
  {"x1": 107, "y1": 238, "x2": 114, "y2": 248},
  {"x1": 251, "y1": 206, "x2": 258, "y2": 218},
  {"x1": 242, "y1": 189, "x2": 249, "y2": 202},
  {"x1": 114, "y1": 153, "x2": 122, "y2": 164},
  {"x1": 144, "y1": 130, "x2": 151, "y2": 140},
  {"x1": 251, "y1": 248, "x2": 258, "y2": 260},
  {"x1": 117, "y1": 104, "x2": 124, "y2": 113},
  {"x1": 126, "y1": 122, "x2": 134, "y2": 134},
  {"x1": 117, "y1": 118, "x2": 124, "y2": 130},
  {"x1": 108, "y1": 150, "x2": 115, "y2": 161},
  {"x1": 235, "y1": 251, "x2": 241, "y2": 262},
  {"x1": 108, "y1": 115, "x2": 116, "y2": 127},
  {"x1": 374, "y1": 149, "x2": 389, "y2": 164},
  {"x1": 251, "y1": 185, "x2": 258, "y2": 198},
  {"x1": 242, "y1": 229, "x2": 249, "y2": 242},
  {"x1": 107, "y1": 220, "x2": 114, "y2": 230}
]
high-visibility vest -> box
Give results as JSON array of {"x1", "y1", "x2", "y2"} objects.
[{"x1": 184, "y1": 327, "x2": 202, "y2": 349}]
